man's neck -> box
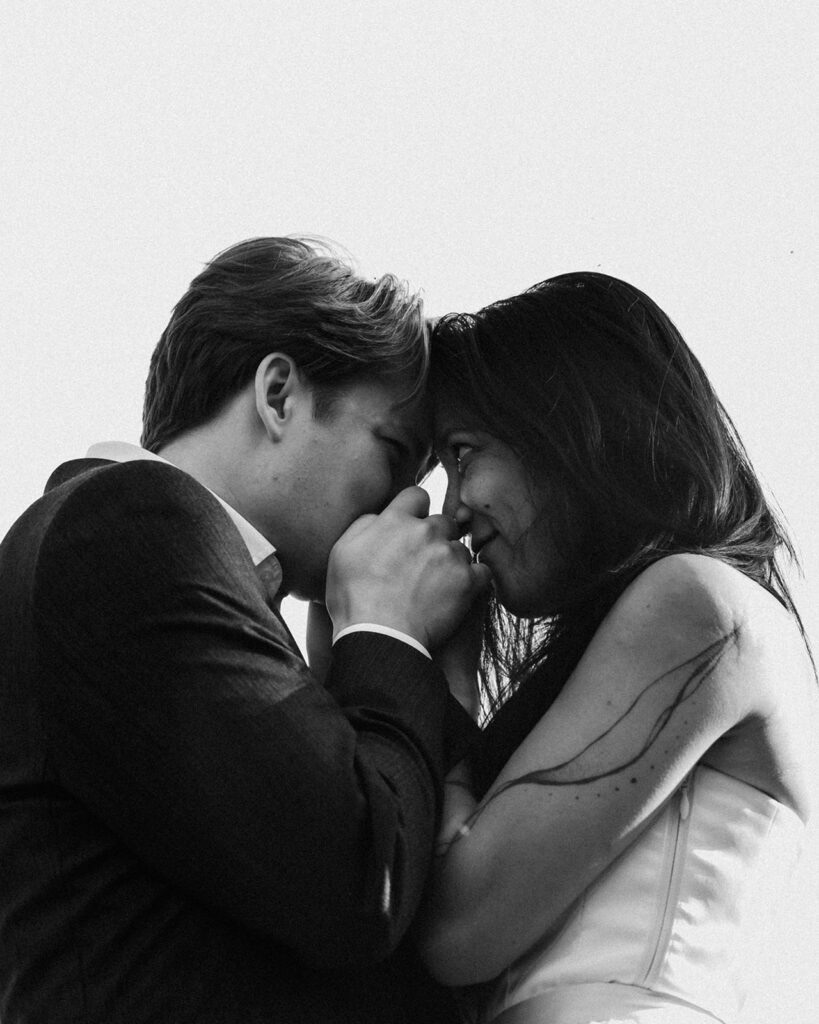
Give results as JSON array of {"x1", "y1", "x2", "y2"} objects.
[{"x1": 158, "y1": 429, "x2": 245, "y2": 514}]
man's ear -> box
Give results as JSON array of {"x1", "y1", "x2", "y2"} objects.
[{"x1": 254, "y1": 353, "x2": 302, "y2": 441}]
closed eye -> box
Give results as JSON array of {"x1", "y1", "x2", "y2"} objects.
[
  {"x1": 383, "y1": 436, "x2": 404, "y2": 455},
  {"x1": 381, "y1": 436, "x2": 418, "y2": 484}
]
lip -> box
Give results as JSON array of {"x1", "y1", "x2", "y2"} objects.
[{"x1": 470, "y1": 532, "x2": 498, "y2": 560}]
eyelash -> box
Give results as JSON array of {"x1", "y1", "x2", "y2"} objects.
[{"x1": 384, "y1": 438, "x2": 407, "y2": 467}]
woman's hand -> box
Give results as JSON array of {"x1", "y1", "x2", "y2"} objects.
[{"x1": 433, "y1": 586, "x2": 489, "y2": 720}]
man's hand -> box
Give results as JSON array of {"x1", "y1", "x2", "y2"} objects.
[{"x1": 326, "y1": 487, "x2": 492, "y2": 651}]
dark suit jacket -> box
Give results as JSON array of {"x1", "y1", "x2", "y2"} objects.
[{"x1": 0, "y1": 457, "x2": 472, "y2": 1023}]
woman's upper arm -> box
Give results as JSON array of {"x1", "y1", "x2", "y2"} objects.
[{"x1": 421, "y1": 554, "x2": 754, "y2": 984}]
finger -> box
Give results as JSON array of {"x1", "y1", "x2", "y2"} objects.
[
  {"x1": 426, "y1": 513, "x2": 460, "y2": 541},
  {"x1": 463, "y1": 582, "x2": 492, "y2": 619},
  {"x1": 470, "y1": 562, "x2": 494, "y2": 594},
  {"x1": 384, "y1": 485, "x2": 430, "y2": 518},
  {"x1": 451, "y1": 514, "x2": 470, "y2": 540},
  {"x1": 448, "y1": 538, "x2": 474, "y2": 563}
]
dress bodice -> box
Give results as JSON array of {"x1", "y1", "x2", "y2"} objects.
[{"x1": 468, "y1": 765, "x2": 805, "y2": 1024}]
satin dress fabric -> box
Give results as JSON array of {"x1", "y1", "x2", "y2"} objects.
[{"x1": 463, "y1": 765, "x2": 804, "y2": 1024}]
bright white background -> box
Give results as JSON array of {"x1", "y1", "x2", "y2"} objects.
[{"x1": 2, "y1": 2, "x2": 817, "y2": 1020}]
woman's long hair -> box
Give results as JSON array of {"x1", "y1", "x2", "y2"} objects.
[{"x1": 431, "y1": 272, "x2": 807, "y2": 793}]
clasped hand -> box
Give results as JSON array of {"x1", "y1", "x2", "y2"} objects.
[{"x1": 326, "y1": 486, "x2": 492, "y2": 651}]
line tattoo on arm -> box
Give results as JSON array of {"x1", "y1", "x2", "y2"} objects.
[{"x1": 436, "y1": 628, "x2": 739, "y2": 856}]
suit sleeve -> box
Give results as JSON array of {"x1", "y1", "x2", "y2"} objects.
[{"x1": 33, "y1": 461, "x2": 469, "y2": 967}]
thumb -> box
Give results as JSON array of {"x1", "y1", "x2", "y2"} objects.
[
  {"x1": 470, "y1": 562, "x2": 494, "y2": 595},
  {"x1": 384, "y1": 485, "x2": 430, "y2": 518}
]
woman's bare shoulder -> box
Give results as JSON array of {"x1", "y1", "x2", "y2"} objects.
[
  {"x1": 608, "y1": 552, "x2": 800, "y2": 659},
  {"x1": 603, "y1": 554, "x2": 816, "y2": 776},
  {"x1": 584, "y1": 552, "x2": 815, "y2": 738}
]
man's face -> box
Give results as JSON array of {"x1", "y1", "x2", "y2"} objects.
[{"x1": 272, "y1": 379, "x2": 432, "y2": 601}]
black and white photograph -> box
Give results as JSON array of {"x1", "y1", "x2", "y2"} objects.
[{"x1": 2, "y1": 3, "x2": 817, "y2": 1022}]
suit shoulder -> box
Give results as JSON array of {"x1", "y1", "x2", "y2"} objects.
[
  {"x1": 49, "y1": 458, "x2": 218, "y2": 519},
  {"x1": 37, "y1": 458, "x2": 236, "y2": 578}
]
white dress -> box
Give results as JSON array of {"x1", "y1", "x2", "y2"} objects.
[{"x1": 461, "y1": 766, "x2": 805, "y2": 1024}]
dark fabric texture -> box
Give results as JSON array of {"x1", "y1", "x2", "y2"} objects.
[{"x1": 0, "y1": 458, "x2": 473, "y2": 1023}]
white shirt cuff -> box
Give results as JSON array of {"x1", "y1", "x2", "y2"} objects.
[{"x1": 332, "y1": 623, "x2": 431, "y2": 660}]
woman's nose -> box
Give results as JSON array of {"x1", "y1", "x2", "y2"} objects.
[{"x1": 442, "y1": 473, "x2": 471, "y2": 531}]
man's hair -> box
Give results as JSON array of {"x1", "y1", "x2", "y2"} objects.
[{"x1": 141, "y1": 237, "x2": 427, "y2": 452}]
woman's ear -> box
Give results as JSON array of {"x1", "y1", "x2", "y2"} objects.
[{"x1": 254, "y1": 353, "x2": 301, "y2": 441}]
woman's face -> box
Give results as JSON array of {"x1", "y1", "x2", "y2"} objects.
[{"x1": 435, "y1": 408, "x2": 560, "y2": 618}]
